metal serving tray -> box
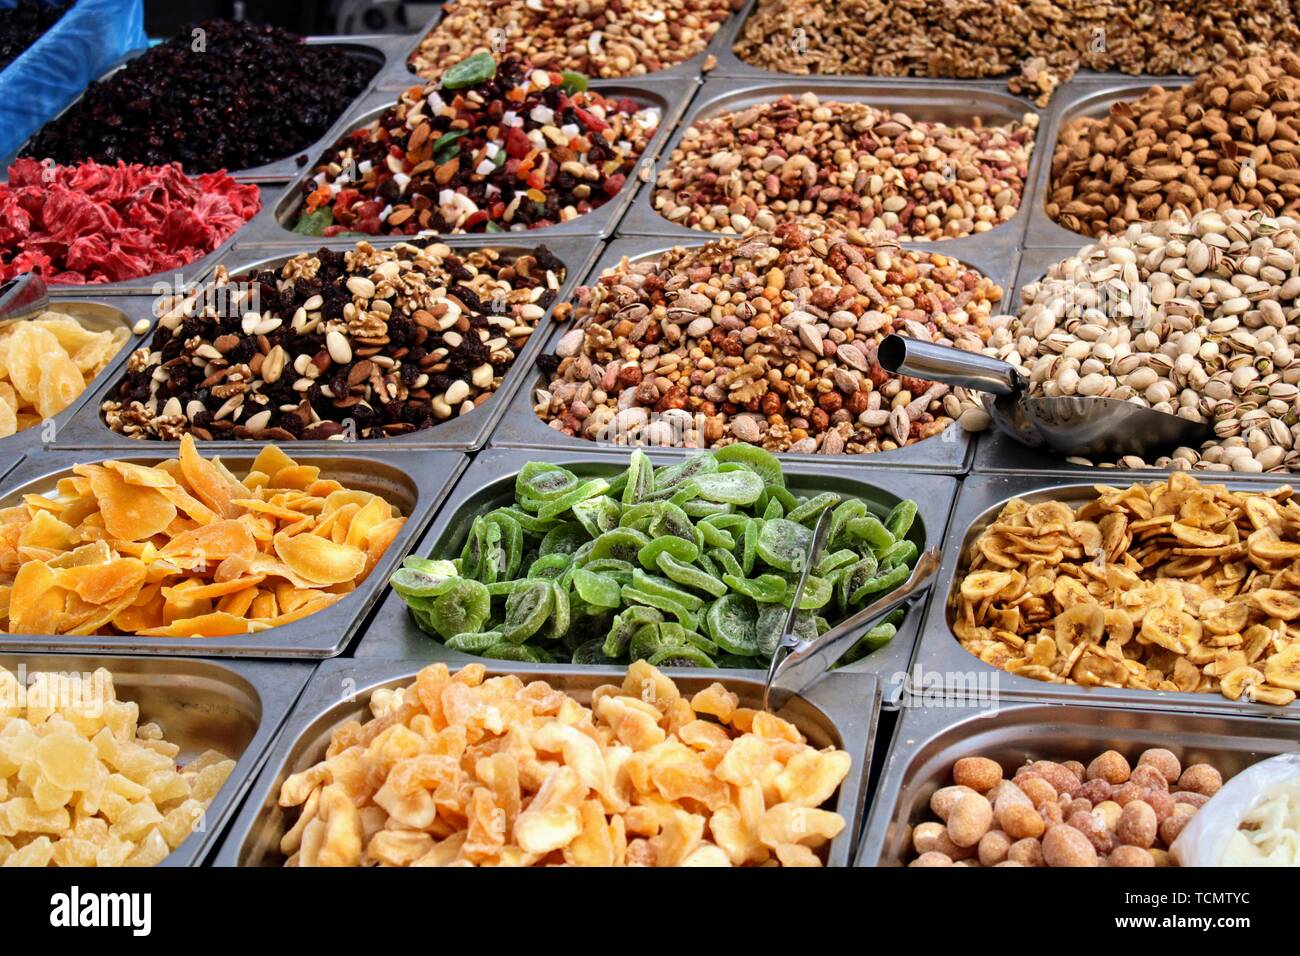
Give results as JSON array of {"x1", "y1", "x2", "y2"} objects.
[
  {"x1": 0, "y1": 653, "x2": 315, "y2": 867},
  {"x1": 0, "y1": 448, "x2": 465, "y2": 658},
  {"x1": 857, "y1": 699, "x2": 1300, "y2": 865},
  {"x1": 911, "y1": 473, "x2": 1300, "y2": 720},
  {"x1": 488, "y1": 234, "x2": 1017, "y2": 474},
  {"x1": 616, "y1": 76, "x2": 1044, "y2": 264},
  {"x1": 242, "y1": 76, "x2": 697, "y2": 245},
  {"x1": 52, "y1": 234, "x2": 601, "y2": 454},
  {"x1": 356, "y1": 445, "x2": 957, "y2": 694},
  {"x1": 212, "y1": 658, "x2": 880, "y2": 866}
]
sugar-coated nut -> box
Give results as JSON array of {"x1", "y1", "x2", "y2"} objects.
[
  {"x1": 1063, "y1": 797, "x2": 1093, "y2": 818},
  {"x1": 1078, "y1": 778, "x2": 1113, "y2": 804},
  {"x1": 1039, "y1": 800, "x2": 1064, "y2": 826},
  {"x1": 911, "y1": 821, "x2": 946, "y2": 854},
  {"x1": 1109, "y1": 845, "x2": 1155, "y2": 867},
  {"x1": 1171, "y1": 791, "x2": 1210, "y2": 809},
  {"x1": 1144, "y1": 789, "x2": 1175, "y2": 824},
  {"x1": 995, "y1": 860, "x2": 1025, "y2": 867},
  {"x1": 978, "y1": 829, "x2": 1012, "y2": 867},
  {"x1": 1016, "y1": 774, "x2": 1058, "y2": 807},
  {"x1": 1094, "y1": 800, "x2": 1123, "y2": 830},
  {"x1": 1086, "y1": 750, "x2": 1131, "y2": 785},
  {"x1": 1062, "y1": 760, "x2": 1086, "y2": 782},
  {"x1": 952, "y1": 756, "x2": 1003, "y2": 793},
  {"x1": 1007, "y1": 837, "x2": 1045, "y2": 867},
  {"x1": 910, "y1": 851, "x2": 954, "y2": 867},
  {"x1": 1137, "y1": 748, "x2": 1182, "y2": 785},
  {"x1": 1159, "y1": 806, "x2": 1197, "y2": 845},
  {"x1": 929, "y1": 784, "x2": 977, "y2": 821},
  {"x1": 1117, "y1": 801, "x2": 1158, "y2": 849},
  {"x1": 1149, "y1": 848, "x2": 1172, "y2": 867},
  {"x1": 1177, "y1": 764, "x2": 1223, "y2": 797},
  {"x1": 991, "y1": 780, "x2": 1033, "y2": 810},
  {"x1": 931, "y1": 829, "x2": 977, "y2": 861},
  {"x1": 998, "y1": 801, "x2": 1045, "y2": 840},
  {"x1": 1024, "y1": 760, "x2": 1080, "y2": 796},
  {"x1": 1042, "y1": 823, "x2": 1100, "y2": 867},
  {"x1": 1129, "y1": 764, "x2": 1169, "y2": 793},
  {"x1": 1067, "y1": 810, "x2": 1114, "y2": 855},
  {"x1": 947, "y1": 792, "x2": 994, "y2": 847},
  {"x1": 1114, "y1": 781, "x2": 1151, "y2": 806}
]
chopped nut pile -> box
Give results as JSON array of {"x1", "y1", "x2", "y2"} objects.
[
  {"x1": 276, "y1": 660, "x2": 851, "y2": 866},
  {"x1": 953, "y1": 473, "x2": 1300, "y2": 706},
  {"x1": 104, "y1": 240, "x2": 564, "y2": 442},
  {"x1": 910, "y1": 749, "x2": 1220, "y2": 867},
  {"x1": 536, "y1": 222, "x2": 1003, "y2": 455},
  {"x1": 956, "y1": 207, "x2": 1300, "y2": 472},
  {"x1": 653, "y1": 93, "x2": 1036, "y2": 241},
  {"x1": 1050, "y1": 51, "x2": 1300, "y2": 238},
  {"x1": 407, "y1": 0, "x2": 739, "y2": 82}
]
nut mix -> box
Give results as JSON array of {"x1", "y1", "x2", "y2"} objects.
[
  {"x1": 653, "y1": 92, "x2": 1037, "y2": 241},
  {"x1": 0, "y1": 665, "x2": 236, "y2": 867},
  {"x1": 407, "y1": 0, "x2": 740, "y2": 82},
  {"x1": 103, "y1": 241, "x2": 565, "y2": 442},
  {"x1": 1049, "y1": 51, "x2": 1300, "y2": 238},
  {"x1": 908, "y1": 748, "x2": 1220, "y2": 867},
  {"x1": 0, "y1": 435, "x2": 406, "y2": 637},
  {"x1": 294, "y1": 55, "x2": 659, "y2": 237},
  {"x1": 276, "y1": 660, "x2": 851, "y2": 866},
  {"x1": 390, "y1": 446, "x2": 920, "y2": 667},
  {"x1": 536, "y1": 222, "x2": 1003, "y2": 454},
  {"x1": 955, "y1": 207, "x2": 1300, "y2": 472},
  {"x1": 731, "y1": 0, "x2": 1300, "y2": 106},
  {"x1": 953, "y1": 473, "x2": 1300, "y2": 706}
]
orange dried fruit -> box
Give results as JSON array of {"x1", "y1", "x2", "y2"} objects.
[
  {"x1": 137, "y1": 612, "x2": 257, "y2": 638},
  {"x1": 273, "y1": 532, "x2": 366, "y2": 586},
  {"x1": 159, "y1": 519, "x2": 257, "y2": 563},
  {"x1": 86, "y1": 468, "x2": 176, "y2": 541}
]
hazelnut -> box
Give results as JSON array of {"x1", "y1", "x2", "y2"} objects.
[
  {"x1": 817, "y1": 391, "x2": 843, "y2": 413},
  {"x1": 760, "y1": 391, "x2": 782, "y2": 417},
  {"x1": 616, "y1": 364, "x2": 642, "y2": 387}
]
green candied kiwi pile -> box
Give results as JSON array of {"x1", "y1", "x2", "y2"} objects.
[{"x1": 389, "y1": 445, "x2": 921, "y2": 668}]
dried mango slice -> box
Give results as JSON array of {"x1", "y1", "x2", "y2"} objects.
[
  {"x1": 179, "y1": 435, "x2": 241, "y2": 518},
  {"x1": 9, "y1": 562, "x2": 64, "y2": 633},
  {"x1": 136, "y1": 612, "x2": 258, "y2": 638},
  {"x1": 87, "y1": 468, "x2": 176, "y2": 541},
  {"x1": 159, "y1": 519, "x2": 257, "y2": 564},
  {"x1": 273, "y1": 532, "x2": 366, "y2": 586}
]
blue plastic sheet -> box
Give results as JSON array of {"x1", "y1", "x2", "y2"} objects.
[{"x1": 0, "y1": 0, "x2": 147, "y2": 164}]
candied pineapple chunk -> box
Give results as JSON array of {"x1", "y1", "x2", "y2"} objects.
[
  {"x1": 277, "y1": 662, "x2": 853, "y2": 867},
  {"x1": 0, "y1": 665, "x2": 235, "y2": 867}
]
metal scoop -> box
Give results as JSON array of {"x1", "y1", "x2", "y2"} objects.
[
  {"x1": 0, "y1": 274, "x2": 49, "y2": 330},
  {"x1": 877, "y1": 335, "x2": 1211, "y2": 460}
]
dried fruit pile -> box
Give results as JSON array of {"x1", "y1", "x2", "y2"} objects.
[
  {"x1": 0, "y1": 159, "x2": 260, "y2": 285},
  {"x1": 391, "y1": 446, "x2": 919, "y2": 667},
  {"x1": 295, "y1": 55, "x2": 658, "y2": 237},
  {"x1": 0, "y1": 666, "x2": 235, "y2": 867},
  {"x1": 277, "y1": 660, "x2": 851, "y2": 866},
  {"x1": 954, "y1": 473, "x2": 1300, "y2": 706},
  {"x1": 407, "y1": 0, "x2": 738, "y2": 81},
  {"x1": 0, "y1": 436, "x2": 406, "y2": 638},
  {"x1": 537, "y1": 223, "x2": 1003, "y2": 455},
  {"x1": 653, "y1": 93, "x2": 1036, "y2": 240},
  {"x1": 1049, "y1": 51, "x2": 1300, "y2": 238},
  {"x1": 0, "y1": 0, "x2": 70, "y2": 72},
  {"x1": 0, "y1": 311, "x2": 129, "y2": 437},
  {"x1": 909, "y1": 749, "x2": 1221, "y2": 867},
  {"x1": 103, "y1": 241, "x2": 564, "y2": 442},
  {"x1": 21, "y1": 20, "x2": 377, "y2": 173}
]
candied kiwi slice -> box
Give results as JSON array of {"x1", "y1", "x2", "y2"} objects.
[
  {"x1": 445, "y1": 630, "x2": 504, "y2": 653},
  {"x1": 648, "y1": 645, "x2": 717, "y2": 668},
  {"x1": 516, "y1": 462, "x2": 579, "y2": 503},
  {"x1": 430, "y1": 578, "x2": 491, "y2": 640},
  {"x1": 705, "y1": 593, "x2": 759, "y2": 656},
  {"x1": 711, "y1": 444, "x2": 784, "y2": 487},
  {"x1": 502, "y1": 579, "x2": 554, "y2": 643},
  {"x1": 756, "y1": 518, "x2": 814, "y2": 573}
]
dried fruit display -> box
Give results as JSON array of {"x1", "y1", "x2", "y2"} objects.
[
  {"x1": 277, "y1": 660, "x2": 850, "y2": 866},
  {"x1": 908, "y1": 748, "x2": 1217, "y2": 867},
  {"x1": 0, "y1": 311, "x2": 129, "y2": 437},
  {"x1": 295, "y1": 56, "x2": 658, "y2": 237},
  {"x1": 407, "y1": 0, "x2": 738, "y2": 82},
  {"x1": 0, "y1": 0, "x2": 70, "y2": 72},
  {"x1": 953, "y1": 473, "x2": 1300, "y2": 706},
  {"x1": 103, "y1": 241, "x2": 565, "y2": 442},
  {"x1": 0, "y1": 436, "x2": 406, "y2": 637},
  {"x1": 1049, "y1": 51, "x2": 1300, "y2": 238},
  {"x1": 653, "y1": 93, "x2": 1036, "y2": 241},
  {"x1": 0, "y1": 159, "x2": 260, "y2": 285},
  {"x1": 391, "y1": 447, "x2": 919, "y2": 667},
  {"x1": 537, "y1": 222, "x2": 1003, "y2": 454},
  {"x1": 21, "y1": 20, "x2": 378, "y2": 174},
  {"x1": 0, "y1": 665, "x2": 235, "y2": 867}
]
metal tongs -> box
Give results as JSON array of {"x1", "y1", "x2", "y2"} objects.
[
  {"x1": 762, "y1": 508, "x2": 941, "y2": 712},
  {"x1": 0, "y1": 274, "x2": 49, "y2": 330}
]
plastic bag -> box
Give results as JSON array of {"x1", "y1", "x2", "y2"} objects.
[
  {"x1": 0, "y1": 0, "x2": 147, "y2": 163},
  {"x1": 1171, "y1": 753, "x2": 1300, "y2": 867}
]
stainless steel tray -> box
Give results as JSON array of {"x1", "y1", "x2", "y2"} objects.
[
  {"x1": 212, "y1": 658, "x2": 880, "y2": 867},
  {"x1": 355, "y1": 445, "x2": 957, "y2": 693},
  {"x1": 912, "y1": 473, "x2": 1300, "y2": 720},
  {"x1": 0, "y1": 653, "x2": 315, "y2": 867},
  {"x1": 241, "y1": 76, "x2": 697, "y2": 245},
  {"x1": 488, "y1": 234, "x2": 1017, "y2": 473},
  {"x1": 0, "y1": 448, "x2": 466, "y2": 658},
  {"x1": 857, "y1": 699, "x2": 1300, "y2": 865},
  {"x1": 52, "y1": 234, "x2": 602, "y2": 453},
  {"x1": 616, "y1": 75, "x2": 1044, "y2": 266}
]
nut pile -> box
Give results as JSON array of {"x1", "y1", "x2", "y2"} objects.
[
  {"x1": 732, "y1": 0, "x2": 1300, "y2": 106},
  {"x1": 536, "y1": 223, "x2": 1003, "y2": 455},
  {"x1": 953, "y1": 473, "x2": 1300, "y2": 706},
  {"x1": 407, "y1": 0, "x2": 739, "y2": 81},
  {"x1": 296, "y1": 56, "x2": 658, "y2": 237},
  {"x1": 1050, "y1": 52, "x2": 1300, "y2": 238},
  {"x1": 277, "y1": 660, "x2": 851, "y2": 866},
  {"x1": 653, "y1": 93, "x2": 1036, "y2": 240},
  {"x1": 909, "y1": 749, "x2": 1221, "y2": 867},
  {"x1": 104, "y1": 241, "x2": 564, "y2": 442},
  {"x1": 956, "y1": 207, "x2": 1300, "y2": 472}
]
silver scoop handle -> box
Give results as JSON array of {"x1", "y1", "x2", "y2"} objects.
[
  {"x1": 0, "y1": 274, "x2": 48, "y2": 329},
  {"x1": 877, "y1": 335, "x2": 1025, "y2": 397}
]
